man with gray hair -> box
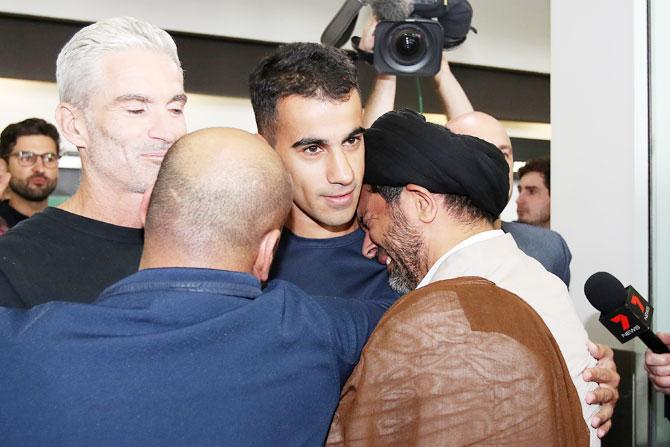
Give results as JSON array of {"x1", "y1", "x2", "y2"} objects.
[{"x1": 0, "y1": 17, "x2": 187, "y2": 308}]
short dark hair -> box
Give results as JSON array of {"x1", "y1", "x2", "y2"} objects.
[
  {"x1": 0, "y1": 118, "x2": 60, "y2": 158},
  {"x1": 248, "y1": 42, "x2": 360, "y2": 145},
  {"x1": 518, "y1": 157, "x2": 550, "y2": 193},
  {"x1": 370, "y1": 185, "x2": 497, "y2": 225}
]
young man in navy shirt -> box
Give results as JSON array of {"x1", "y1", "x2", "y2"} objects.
[{"x1": 249, "y1": 43, "x2": 398, "y2": 302}]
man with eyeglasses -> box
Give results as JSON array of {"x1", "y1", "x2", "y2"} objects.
[{"x1": 0, "y1": 118, "x2": 60, "y2": 231}]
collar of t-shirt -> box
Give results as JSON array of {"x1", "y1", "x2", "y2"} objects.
[{"x1": 416, "y1": 229, "x2": 504, "y2": 289}]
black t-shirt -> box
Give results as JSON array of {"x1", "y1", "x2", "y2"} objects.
[
  {"x1": 0, "y1": 200, "x2": 28, "y2": 229},
  {"x1": 0, "y1": 207, "x2": 143, "y2": 308}
]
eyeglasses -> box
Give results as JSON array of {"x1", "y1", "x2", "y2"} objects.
[{"x1": 6, "y1": 151, "x2": 60, "y2": 168}]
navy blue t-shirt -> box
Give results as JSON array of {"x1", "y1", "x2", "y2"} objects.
[{"x1": 270, "y1": 228, "x2": 400, "y2": 302}]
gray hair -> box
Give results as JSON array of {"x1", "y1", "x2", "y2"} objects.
[{"x1": 56, "y1": 16, "x2": 181, "y2": 107}]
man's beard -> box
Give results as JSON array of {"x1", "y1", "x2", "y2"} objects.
[
  {"x1": 382, "y1": 205, "x2": 428, "y2": 294},
  {"x1": 10, "y1": 175, "x2": 57, "y2": 202}
]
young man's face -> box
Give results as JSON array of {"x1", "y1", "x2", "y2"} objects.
[
  {"x1": 6, "y1": 134, "x2": 59, "y2": 202},
  {"x1": 516, "y1": 171, "x2": 550, "y2": 227},
  {"x1": 272, "y1": 92, "x2": 365, "y2": 238},
  {"x1": 81, "y1": 48, "x2": 187, "y2": 194}
]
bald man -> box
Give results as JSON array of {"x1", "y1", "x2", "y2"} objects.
[
  {"x1": 448, "y1": 112, "x2": 573, "y2": 286},
  {"x1": 0, "y1": 128, "x2": 391, "y2": 446}
]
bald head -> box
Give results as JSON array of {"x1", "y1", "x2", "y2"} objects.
[
  {"x1": 447, "y1": 112, "x2": 514, "y2": 198},
  {"x1": 144, "y1": 128, "x2": 292, "y2": 268}
]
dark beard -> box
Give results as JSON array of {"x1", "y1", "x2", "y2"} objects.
[
  {"x1": 9, "y1": 175, "x2": 57, "y2": 202},
  {"x1": 382, "y1": 205, "x2": 428, "y2": 294}
]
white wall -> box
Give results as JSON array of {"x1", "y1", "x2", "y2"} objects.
[
  {"x1": 551, "y1": 0, "x2": 649, "y2": 348},
  {"x1": 0, "y1": 0, "x2": 550, "y2": 73}
]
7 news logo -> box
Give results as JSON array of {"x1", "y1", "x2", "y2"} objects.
[{"x1": 609, "y1": 295, "x2": 646, "y2": 331}]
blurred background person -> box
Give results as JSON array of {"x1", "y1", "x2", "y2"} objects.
[
  {"x1": 0, "y1": 118, "x2": 60, "y2": 230},
  {"x1": 0, "y1": 158, "x2": 10, "y2": 235},
  {"x1": 517, "y1": 157, "x2": 551, "y2": 229}
]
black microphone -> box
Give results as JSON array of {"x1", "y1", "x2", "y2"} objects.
[
  {"x1": 584, "y1": 271, "x2": 669, "y2": 419},
  {"x1": 584, "y1": 272, "x2": 668, "y2": 353}
]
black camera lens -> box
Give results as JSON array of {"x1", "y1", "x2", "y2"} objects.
[
  {"x1": 389, "y1": 27, "x2": 427, "y2": 65},
  {"x1": 374, "y1": 19, "x2": 444, "y2": 75}
]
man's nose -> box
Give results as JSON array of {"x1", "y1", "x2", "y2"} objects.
[
  {"x1": 32, "y1": 156, "x2": 46, "y2": 173},
  {"x1": 327, "y1": 149, "x2": 355, "y2": 186},
  {"x1": 148, "y1": 110, "x2": 180, "y2": 144}
]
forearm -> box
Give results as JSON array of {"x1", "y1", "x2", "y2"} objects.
[
  {"x1": 434, "y1": 54, "x2": 474, "y2": 121},
  {"x1": 363, "y1": 74, "x2": 397, "y2": 127}
]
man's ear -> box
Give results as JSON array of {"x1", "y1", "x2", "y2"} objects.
[
  {"x1": 252, "y1": 229, "x2": 282, "y2": 282},
  {"x1": 139, "y1": 183, "x2": 155, "y2": 228},
  {"x1": 55, "y1": 103, "x2": 88, "y2": 149},
  {"x1": 404, "y1": 183, "x2": 438, "y2": 224}
]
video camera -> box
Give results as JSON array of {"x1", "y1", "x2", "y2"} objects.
[{"x1": 321, "y1": 0, "x2": 474, "y2": 76}]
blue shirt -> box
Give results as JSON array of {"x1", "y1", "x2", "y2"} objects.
[
  {"x1": 502, "y1": 221, "x2": 572, "y2": 286},
  {"x1": 0, "y1": 268, "x2": 390, "y2": 446},
  {"x1": 271, "y1": 228, "x2": 400, "y2": 302}
]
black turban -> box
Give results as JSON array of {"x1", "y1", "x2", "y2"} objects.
[{"x1": 364, "y1": 109, "x2": 509, "y2": 217}]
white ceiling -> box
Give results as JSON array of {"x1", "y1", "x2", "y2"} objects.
[{"x1": 0, "y1": 0, "x2": 549, "y2": 73}]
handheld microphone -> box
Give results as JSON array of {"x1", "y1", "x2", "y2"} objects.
[{"x1": 584, "y1": 272, "x2": 669, "y2": 354}]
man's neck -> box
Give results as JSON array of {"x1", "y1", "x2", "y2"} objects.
[
  {"x1": 285, "y1": 207, "x2": 358, "y2": 239},
  {"x1": 425, "y1": 219, "x2": 496, "y2": 269},
  {"x1": 139, "y1": 245, "x2": 253, "y2": 274},
  {"x1": 58, "y1": 175, "x2": 144, "y2": 228},
  {"x1": 7, "y1": 195, "x2": 47, "y2": 217}
]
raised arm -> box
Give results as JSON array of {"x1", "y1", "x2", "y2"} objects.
[
  {"x1": 357, "y1": 18, "x2": 398, "y2": 127},
  {"x1": 434, "y1": 52, "x2": 474, "y2": 120}
]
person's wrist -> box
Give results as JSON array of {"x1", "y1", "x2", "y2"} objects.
[{"x1": 376, "y1": 74, "x2": 397, "y2": 83}]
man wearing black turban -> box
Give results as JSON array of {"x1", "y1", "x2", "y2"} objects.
[
  {"x1": 359, "y1": 108, "x2": 510, "y2": 293},
  {"x1": 327, "y1": 109, "x2": 601, "y2": 446}
]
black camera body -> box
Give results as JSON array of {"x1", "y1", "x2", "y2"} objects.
[
  {"x1": 373, "y1": 19, "x2": 444, "y2": 76},
  {"x1": 371, "y1": 0, "x2": 473, "y2": 76},
  {"x1": 321, "y1": 0, "x2": 473, "y2": 77}
]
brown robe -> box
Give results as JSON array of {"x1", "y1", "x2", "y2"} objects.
[{"x1": 327, "y1": 277, "x2": 589, "y2": 446}]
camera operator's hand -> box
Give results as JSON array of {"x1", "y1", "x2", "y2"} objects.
[{"x1": 358, "y1": 16, "x2": 378, "y2": 53}]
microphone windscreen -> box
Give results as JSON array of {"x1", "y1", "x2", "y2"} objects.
[
  {"x1": 584, "y1": 271, "x2": 627, "y2": 314},
  {"x1": 369, "y1": 0, "x2": 414, "y2": 20}
]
